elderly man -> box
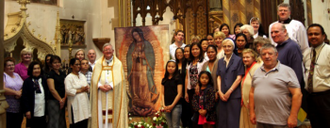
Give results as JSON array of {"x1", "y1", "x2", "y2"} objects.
[
  {"x1": 269, "y1": 3, "x2": 309, "y2": 54},
  {"x1": 90, "y1": 43, "x2": 128, "y2": 128},
  {"x1": 249, "y1": 44, "x2": 302, "y2": 128},
  {"x1": 87, "y1": 49, "x2": 96, "y2": 69},
  {"x1": 303, "y1": 24, "x2": 330, "y2": 127},
  {"x1": 169, "y1": 30, "x2": 185, "y2": 59},
  {"x1": 271, "y1": 23, "x2": 304, "y2": 89}
]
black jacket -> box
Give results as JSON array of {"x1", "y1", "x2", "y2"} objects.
[{"x1": 21, "y1": 76, "x2": 49, "y2": 117}]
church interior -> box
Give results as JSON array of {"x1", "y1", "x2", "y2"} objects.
[{"x1": 1, "y1": 0, "x2": 330, "y2": 127}]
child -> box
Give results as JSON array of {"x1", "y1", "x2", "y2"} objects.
[
  {"x1": 80, "y1": 59, "x2": 92, "y2": 98},
  {"x1": 192, "y1": 71, "x2": 216, "y2": 128},
  {"x1": 80, "y1": 59, "x2": 92, "y2": 86},
  {"x1": 161, "y1": 60, "x2": 183, "y2": 128}
]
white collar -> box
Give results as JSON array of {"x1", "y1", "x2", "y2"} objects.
[{"x1": 105, "y1": 56, "x2": 113, "y2": 64}]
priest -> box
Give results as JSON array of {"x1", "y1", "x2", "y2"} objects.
[
  {"x1": 90, "y1": 43, "x2": 128, "y2": 128},
  {"x1": 268, "y1": 3, "x2": 309, "y2": 54}
]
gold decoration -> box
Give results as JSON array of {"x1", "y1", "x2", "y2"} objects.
[
  {"x1": 222, "y1": 0, "x2": 230, "y2": 24},
  {"x1": 17, "y1": 0, "x2": 30, "y2": 11},
  {"x1": 4, "y1": 0, "x2": 56, "y2": 61},
  {"x1": 239, "y1": 0, "x2": 247, "y2": 24},
  {"x1": 11, "y1": 27, "x2": 16, "y2": 33}
]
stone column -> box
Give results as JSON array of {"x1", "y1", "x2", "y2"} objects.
[
  {"x1": 210, "y1": 0, "x2": 222, "y2": 11},
  {"x1": 0, "y1": 0, "x2": 9, "y2": 127}
]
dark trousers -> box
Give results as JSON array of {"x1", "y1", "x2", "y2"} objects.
[
  {"x1": 47, "y1": 100, "x2": 67, "y2": 128},
  {"x1": 6, "y1": 112, "x2": 23, "y2": 128},
  {"x1": 180, "y1": 98, "x2": 192, "y2": 128},
  {"x1": 26, "y1": 116, "x2": 47, "y2": 128},
  {"x1": 307, "y1": 90, "x2": 330, "y2": 128},
  {"x1": 188, "y1": 89, "x2": 203, "y2": 128},
  {"x1": 69, "y1": 106, "x2": 88, "y2": 128},
  {"x1": 69, "y1": 119, "x2": 88, "y2": 128}
]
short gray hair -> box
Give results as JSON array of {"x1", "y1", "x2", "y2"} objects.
[
  {"x1": 240, "y1": 25, "x2": 254, "y2": 35},
  {"x1": 102, "y1": 43, "x2": 113, "y2": 51},
  {"x1": 278, "y1": 3, "x2": 291, "y2": 11},
  {"x1": 260, "y1": 43, "x2": 277, "y2": 54}
]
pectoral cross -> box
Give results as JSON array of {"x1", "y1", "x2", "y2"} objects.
[{"x1": 107, "y1": 62, "x2": 110, "y2": 75}]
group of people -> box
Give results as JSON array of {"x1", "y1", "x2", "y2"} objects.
[
  {"x1": 4, "y1": 48, "x2": 97, "y2": 128},
  {"x1": 4, "y1": 43, "x2": 128, "y2": 128},
  {"x1": 164, "y1": 3, "x2": 330, "y2": 128},
  {"x1": 3, "y1": 2, "x2": 330, "y2": 128}
]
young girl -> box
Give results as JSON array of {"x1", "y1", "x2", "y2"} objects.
[
  {"x1": 192, "y1": 71, "x2": 216, "y2": 128},
  {"x1": 161, "y1": 61, "x2": 182, "y2": 128}
]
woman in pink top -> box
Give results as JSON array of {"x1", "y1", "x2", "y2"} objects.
[
  {"x1": 220, "y1": 23, "x2": 236, "y2": 39},
  {"x1": 14, "y1": 48, "x2": 32, "y2": 80}
]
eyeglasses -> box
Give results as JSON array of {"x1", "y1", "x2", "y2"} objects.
[{"x1": 103, "y1": 49, "x2": 113, "y2": 52}]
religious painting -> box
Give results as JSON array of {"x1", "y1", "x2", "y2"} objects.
[
  {"x1": 115, "y1": 25, "x2": 170, "y2": 117},
  {"x1": 60, "y1": 19, "x2": 86, "y2": 48}
]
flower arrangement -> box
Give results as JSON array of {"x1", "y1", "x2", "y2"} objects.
[{"x1": 129, "y1": 108, "x2": 168, "y2": 128}]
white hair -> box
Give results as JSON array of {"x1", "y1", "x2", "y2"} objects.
[
  {"x1": 240, "y1": 25, "x2": 254, "y2": 35},
  {"x1": 223, "y1": 39, "x2": 235, "y2": 50},
  {"x1": 102, "y1": 43, "x2": 113, "y2": 51}
]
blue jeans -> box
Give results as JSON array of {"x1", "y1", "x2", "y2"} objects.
[{"x1": 165, "y1": 104, "x2": 182, "y2": 128}]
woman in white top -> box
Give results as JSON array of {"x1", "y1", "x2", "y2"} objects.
[
  {"x1": 65, "y1": 58, "x2": 90, "y2": 128},
  {"x1": 185, "y1": 42, "x2": 206, "y2": 127}
]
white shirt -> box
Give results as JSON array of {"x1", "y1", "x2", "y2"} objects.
[
  {"x1": 253, "y1": 32, "x2": 267, "y2": 39},
  {"x1": 65, "y1": 73, "x2": 91, "y2": 124},
  {"x1": 169, "y1": 43, "x2": 186, "y2": 59},
  {"x1": 224, "y1": 53, "x2": 233, "y2": 68},
  {"x1": 186, "y1": 59, "x2": 206, "y2": 90},
  {"x1": 269, "y1": 19, "x2": 309, "y2": 54},
  {"x1": 303, "y1": 43, "x2": 330, "y2": 92},
  {"x1": 89, "y1": 61, "x2": 95, "y2": 70},
  {"x1": 204, "y1": 52, "x2": 209, "y2": 61},
  {"x1": 216, "y1": 50, "x2": 224, "y2": 60},
  {"x1": 34, "y1": 78, "x2": 45, "y2": 117}
]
